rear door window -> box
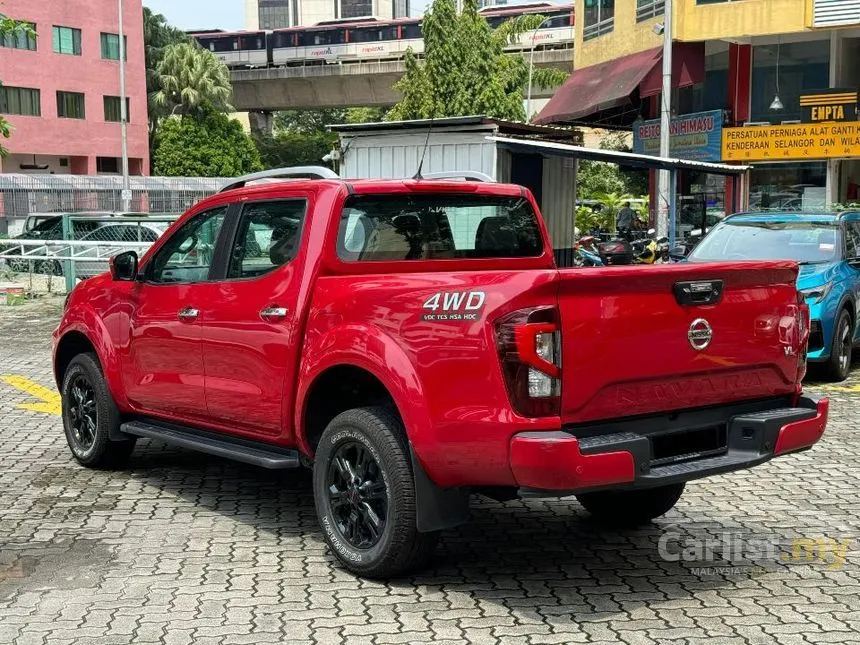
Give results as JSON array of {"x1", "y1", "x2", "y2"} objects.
[
  {"x1": 337, "y1": 194, "x2": 542, "y2": 262},
  {"x1": 227, "y1": 200, "x2": 307, "y2": 279}
]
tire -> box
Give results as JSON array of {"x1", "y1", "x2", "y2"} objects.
[
  {"x1": 576, "y1": 483, "x2": 685, "y2": 527},
  {"x1": 312, "y1": 406, "x2": 438, "y2": 578},
  {"x1": 825, "y1": 309, "x2": 853, "y2": 382},
  {"x1": 61, "y1": 353, "x2": 136, "y2": 469}
]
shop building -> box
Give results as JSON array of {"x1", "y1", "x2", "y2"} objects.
[
  {"x1": 537, "y1": 0, "x2": 860, "y2": 217},
  {"x1": 0, "y1": 0, "x2": 149, "y2": 176}
]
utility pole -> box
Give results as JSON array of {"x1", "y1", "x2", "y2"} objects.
[
  {"x1": 656, "y1": 0, "x2": 673, "y2": 238},
  {"x1": 119, "y1": 0, "x2": 131, "y2": 211}
]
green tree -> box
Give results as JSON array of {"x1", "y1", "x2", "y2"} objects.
[
  {"x1": 388, "y1": 0, "x2": 566, "y2": 122},
  {"x1": 577, "y1": 132, "x2": 648, "y2": 200},
  {"x1": 257, "y1": 108, "x2": 384, "y2": 170},
  {"x1": 154, "y1": 110, "x2": 262, "y2": 177},
  {"x1": 0, "y1": 17, "x2": 36, "y2": 158},
  {"x1": 150, "y1": 42, "x2": 233, "y2": 118},
  {"x1": 143, "y1": 8, "x2": 188, "y2": 137}
]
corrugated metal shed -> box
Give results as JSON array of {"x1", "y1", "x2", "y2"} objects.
[{"x1": 332, "y1": 117, "x2": 580, "y2": 252}]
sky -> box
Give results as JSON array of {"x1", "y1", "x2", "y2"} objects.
[{"x1": 144, "y1": 0, "x2": 246, "y2": 32}]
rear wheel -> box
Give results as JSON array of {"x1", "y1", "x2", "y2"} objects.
[
  {"x1": 576, "y1": 483, "x2": 685, "y2": 526},
  {"x1": 313, "y1": 406, "x2": 438, "y2": 578},
  {"x1": 61, "y1": 353, "x2": 136, "y2": 469},
  {"x1": 825, "y1": 309, "x2": 853, "y2": 382}
]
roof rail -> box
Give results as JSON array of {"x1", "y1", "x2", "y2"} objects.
[
  {"x1": 219, "y1": 166, "x2": 339, "y2": 193},
  {"x1": 421, "y1": 171, "x2": 495, "y2": 183}
]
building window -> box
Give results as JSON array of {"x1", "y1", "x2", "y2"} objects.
[
  {"x1": 96, "y1": 157, "x2": 120, "y2": 173},
  {"x1": 394, "y1": 0, "x2": 410, "y2": 18},
  {"x1": 583, "y1": 0, "x2": 614, "y2": 40},
  {"x1": 342, "y1": 0, "x2": 375, "y2": 19},
  {"x1": 0, "y1": 21, "x2": 37, "y2": 51},
  {"x1": 0, "y1": 86, "x2": 41, "y2": 116},
  {"x1": 100, "y1": 32, "x2": 127, "y2": 60},
  {"x1": 750, "y1": 40, "x2": 830, "y2": 123},
  {"x1": 103, "y1": 96, "x2": 130, "y2": 122},
  {"x1": 57, "y1": 91, "x2": 86, "y2": 119},
  {"x1": 52, "y1": 26, "x2": 82, "y2": 55},
  {"x1": 258, "y1": 0, "x2": 292, "y2": 29},
  {"x1": 636, "y1": 0, "x2": 664, "y2": 21}
]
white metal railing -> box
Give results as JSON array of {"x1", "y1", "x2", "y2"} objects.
[
  {"x1": 636, "y1": 0, "x2": 665, "y2": 21},
  {"x1": 0, "y1": 238, "x2": 153, "y2": 263}
]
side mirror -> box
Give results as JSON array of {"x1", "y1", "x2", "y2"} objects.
[
  {"x1": 669, "y1": 245, "x2": 688, "y2": 261},
  {"x1": 109, "y1": 250, "x2": 138, "y2": 281}
]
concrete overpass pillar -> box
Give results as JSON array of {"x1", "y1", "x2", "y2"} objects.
[{"x1": 249, "y1": 110, "x2": 275, "y2": 138}]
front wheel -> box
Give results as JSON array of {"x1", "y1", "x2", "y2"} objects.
[
  {"x1": 825, "y1": 309, "x2": 853, "y2": 382},
  {"x1": 312, "y1": 406, "x2": 438, "y2": 578},
  {"x1": 576, "y1": 483, "x2": 685, "y2": 527},
  {"x1": 61, "y1": 353, "x2": 136, "y2": 469}
]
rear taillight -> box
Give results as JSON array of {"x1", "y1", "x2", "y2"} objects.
[{"x1": 495, "y1": 307, "x2": 561, "y2": 417}]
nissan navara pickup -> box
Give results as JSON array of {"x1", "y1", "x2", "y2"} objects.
[{"x1": 53, "y1": 168, "x2": 828, "y2": 578}]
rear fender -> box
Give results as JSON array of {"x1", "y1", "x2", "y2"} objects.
[
  {"x1": 296, "y1": 324, "x2": 469, "y2": 532},
  {"x1": 295, "y1": 323, "x2": 434, "y2": 460}
]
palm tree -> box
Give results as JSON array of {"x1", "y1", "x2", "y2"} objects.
[{"x1": 151, "y1": 42, "x2": 233, "y2": 119}]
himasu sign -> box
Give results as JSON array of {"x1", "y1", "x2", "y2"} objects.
[
  {"x1": 722, "y1": 122, "x2": 860, "y2": 162},
  {"x1": 633, "y1": 110, "x2": 723, "y2": 162}
]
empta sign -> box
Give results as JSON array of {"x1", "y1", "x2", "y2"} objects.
[
  {"x1": 421, "y1": 291, "x2": 485, "y2": 321},
  {"x1": 800, "y1": 89, "x2": 858, "y2": 123}
]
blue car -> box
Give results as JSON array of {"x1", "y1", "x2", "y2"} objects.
[{"x1": 686, "y1": 211, "x2": 860, "y2": 381}]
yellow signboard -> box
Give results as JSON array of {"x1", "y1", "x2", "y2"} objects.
[{"x1": 722, "y1": 122, "x2": 860, "y2": 162}]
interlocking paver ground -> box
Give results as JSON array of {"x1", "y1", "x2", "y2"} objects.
[{"x1": 1, "y1": 297, "x2": 858, "y2": 644}]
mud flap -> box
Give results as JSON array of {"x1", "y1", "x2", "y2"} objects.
[{"x1": 410, "y1": 444, "x2": 470, "y2": 533}]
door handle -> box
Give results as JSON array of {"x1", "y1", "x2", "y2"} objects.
[
  {"x1": 178, "y1": 307, "x2": 199, "y2": 321},
  {"x1": 260, "y1": 306, "x2": 288, "y2": 322}
]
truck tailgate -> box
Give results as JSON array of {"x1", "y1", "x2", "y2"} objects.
[{"x1": 557, "y1": 261, "x2": 804, "y2": 425}]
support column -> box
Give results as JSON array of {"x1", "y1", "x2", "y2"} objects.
[
  {"x1": 248, "y1": 110, "x2": 275, "y2": 138},
  {"x1": 826, "y1": 31, "x2": 844, "y2": 207},
  {"x1": 726, "y1": 43, "x2": 752, "y2": 213}
]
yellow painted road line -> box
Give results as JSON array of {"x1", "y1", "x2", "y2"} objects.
[
  {"x1": 805, "y1": 383, "x2": 860, "y2": 393},
  {"x1": 0, "y1": 375, "x2": 62, "y2": 416}
]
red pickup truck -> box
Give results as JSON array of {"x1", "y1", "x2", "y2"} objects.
[{"x1": 53, "y1": 168, "x2": 828, "y2": 578}]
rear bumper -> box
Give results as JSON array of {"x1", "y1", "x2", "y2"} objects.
[{"x1": 509, "y1": 395, "x2": 828, "y2": 493}]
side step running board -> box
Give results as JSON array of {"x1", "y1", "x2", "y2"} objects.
[{"x1": 121, "y1": 420, "x2": 300, "y2": 469}]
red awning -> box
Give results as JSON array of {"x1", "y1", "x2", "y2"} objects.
[{"x1": 535, "y1": 43, "x2": 705, "y2": 125}]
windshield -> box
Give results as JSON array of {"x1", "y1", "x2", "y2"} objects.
[
  {"x1": 689, "y1": 220, "x2": 840, "y2": 264},
  {"x1": 27, "y1": 217, "x2": 61, "y2": 234}
]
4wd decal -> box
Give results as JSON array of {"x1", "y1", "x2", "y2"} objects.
[{"x1": 421, "y1": 291, "x2": 486, "y2": 321}]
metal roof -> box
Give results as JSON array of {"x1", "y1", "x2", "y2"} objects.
[
  {"x1": 330, "y1": 115, "x2": 579, "y2": 141},
  {"x1": 488, "y1": 136, "x2": 750, "y2": 175}
]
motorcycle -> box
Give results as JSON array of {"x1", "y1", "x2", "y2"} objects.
[
  {"x1": 573, "y1": 235, "x2": 605, "y2": 267},
  {"x1": 627, "y1": 229, "x2": 670, "y2": 264}
]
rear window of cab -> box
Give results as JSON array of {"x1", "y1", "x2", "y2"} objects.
[{"x1": 336, "y1": 193, "x2": 543, "y2": 262}]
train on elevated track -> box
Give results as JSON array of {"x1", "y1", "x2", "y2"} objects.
[{"x1": 191, "y1": 3, "x2": 574, "y2": 69}]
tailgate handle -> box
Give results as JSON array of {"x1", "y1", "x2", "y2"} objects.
[{"x1": 673, "y1": 280, "x2": 724, "y2": 306}]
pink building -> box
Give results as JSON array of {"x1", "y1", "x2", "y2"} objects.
[{"x1": 0, "y1": 0, "x2": 149, "y2": 175}]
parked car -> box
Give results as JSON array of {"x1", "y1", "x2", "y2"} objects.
[
  {"x1": 69, "y1": 222, "x2": 168, "y2": 279},
  {"x1": 53, "y1": 168, "x2": 826, "y2": 578},
  {"x1": 1, "y1": 212, "x2": 149, "y2": 275},
  {"x1": 686, "y1": 211, "x2": 860, "y2": 380}
]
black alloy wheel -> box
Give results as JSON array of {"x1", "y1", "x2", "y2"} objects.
[
  {"x1": 67, "y1": 375, "x2": 98, "y2": 452},
  {"x1": 327, "y1": 441, "x2": 388, "y2": 549}
]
